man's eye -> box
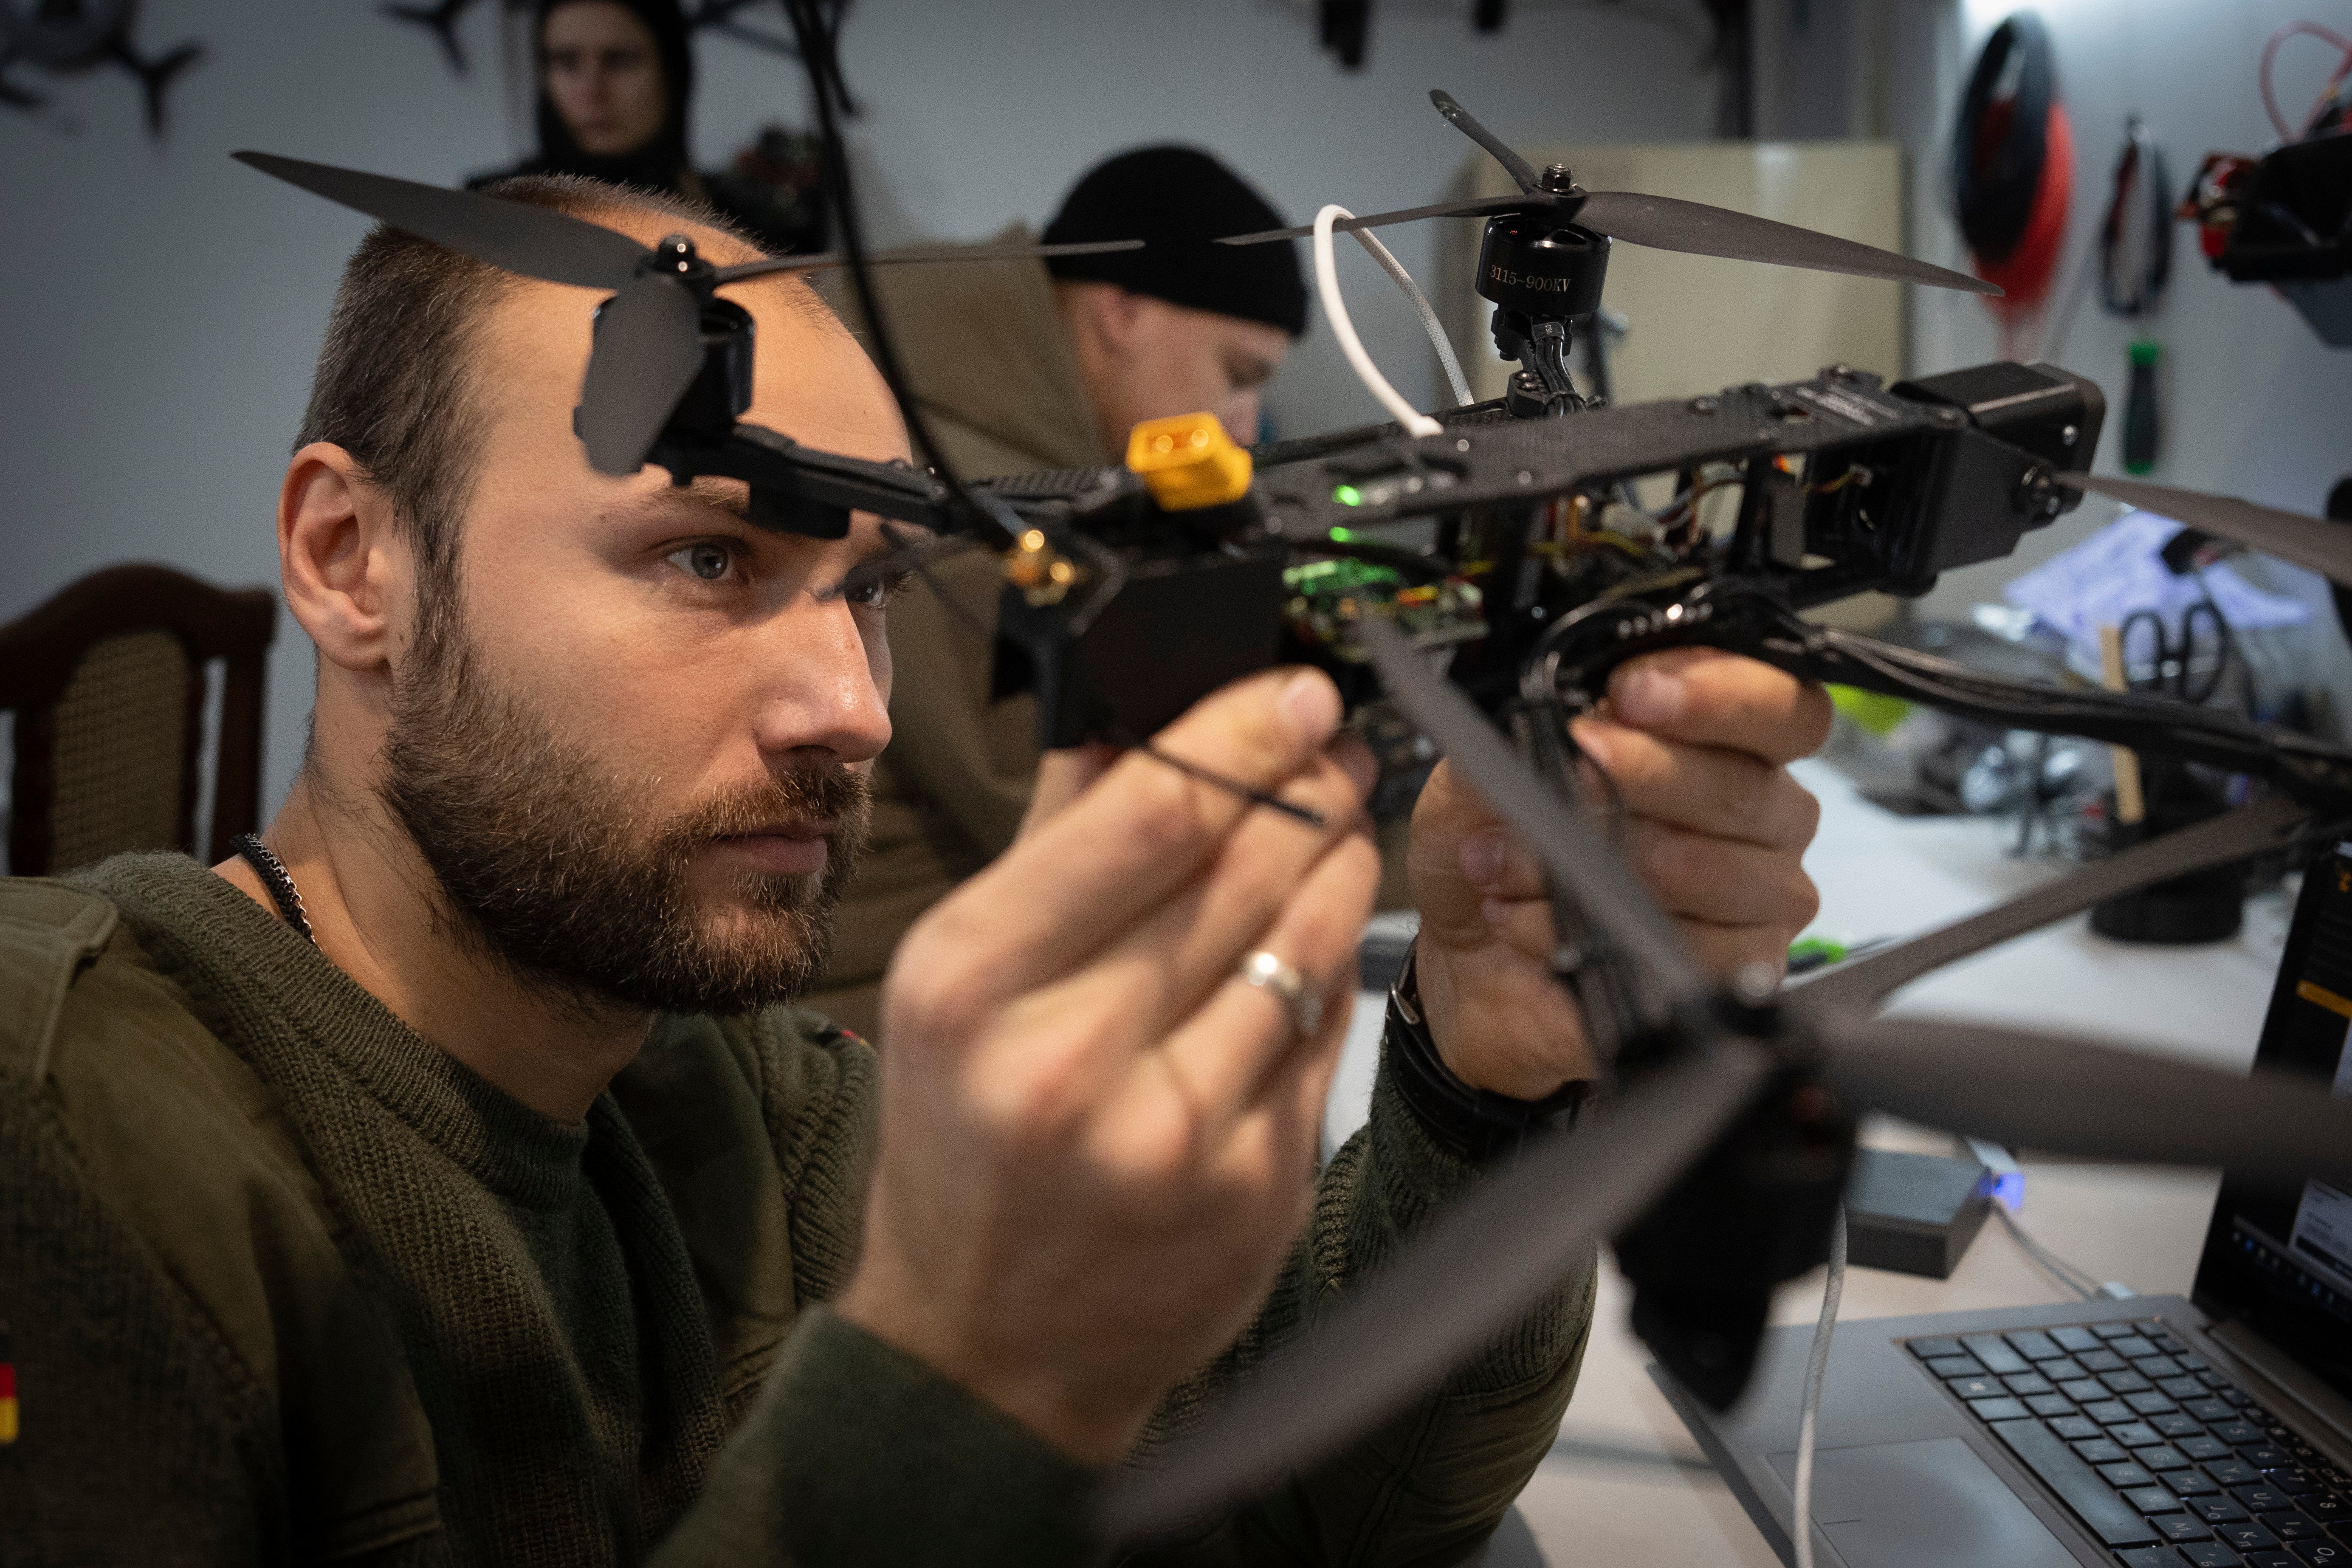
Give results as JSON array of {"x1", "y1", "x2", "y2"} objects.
[
  {"x1": 667, "y1": 542, "x2": 738, "y2": 583},
  {"x1": 844, "y1": 567, "x2": 914, "y2": 609}
]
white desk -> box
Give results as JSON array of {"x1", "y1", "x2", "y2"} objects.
[{"x1": 1326, "y1": 758, "x2": 2297, "y2": 1565}]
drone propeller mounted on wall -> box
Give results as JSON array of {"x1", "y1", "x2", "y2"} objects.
[{"x1": 0, "y1": 0, "x2": 203, "y2": 136}]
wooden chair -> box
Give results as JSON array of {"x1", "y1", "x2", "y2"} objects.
[{"x1": 0, "y1": 564, "x2": 277, "y2": 877}]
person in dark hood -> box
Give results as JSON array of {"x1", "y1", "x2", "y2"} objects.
[{"x1": 470, "y1": 0, "x2": 828, "y2": 254}]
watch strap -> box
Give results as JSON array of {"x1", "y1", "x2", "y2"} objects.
[{"x1": 1384, "y1": 940, "x2": 1589, "y2": 1165}]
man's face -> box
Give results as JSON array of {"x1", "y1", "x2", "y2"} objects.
[
  {"x1": 541, "y1": 1, "x2": 666, "y2": 158},
  {"x1": 1101, "y1": 295, "x2": 1290, "y2": 447},
  {"x1": 379, "y1": 226, "x2": 911, "y2": 1016}
]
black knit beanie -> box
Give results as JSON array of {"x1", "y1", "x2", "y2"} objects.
[{"x1": 1042, "y1": 147, "x2": 1308, "y2": 338}]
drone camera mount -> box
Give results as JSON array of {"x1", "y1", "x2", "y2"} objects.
[{"x1": 1709, "y1": 360, "x2": 2106, "y2": 606}]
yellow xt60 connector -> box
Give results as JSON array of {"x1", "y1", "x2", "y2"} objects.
[{"x1": 1125, "y1": 412, "x2": 1253, "y2": 510}]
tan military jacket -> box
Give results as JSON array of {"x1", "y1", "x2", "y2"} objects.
[{"x1": 808, "y1": 228, "x2": 1112, "y2": 1039}]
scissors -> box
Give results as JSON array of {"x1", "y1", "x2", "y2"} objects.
[{"x1": 2118, "y1": 599, "x2": 2231, "y2": 704}]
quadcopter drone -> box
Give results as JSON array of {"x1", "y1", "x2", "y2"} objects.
[{"x1": 241, "y1": 38, "x2": 2352, "y2": 1546}]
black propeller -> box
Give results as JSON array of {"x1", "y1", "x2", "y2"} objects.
[
  {"x1": 1822, "y1": 1015, "x2": 2352, "y2": 1187},
  {"x1": 2058, "y1": 473, "x2": 2352, "y2": 588},
  {"x1": 573, "y1": 275, "x2": 706, "y2": 478},
  {"x1": 234, "y1": 151, "x2": 1141, "y2": 475},
  {"x1": 1216, "y1": 90, "x2": 1999, "y2": 298},
  {"x1": 1101, "y1": 1035, "x2": 1775, "y2": 1537},
  {"x1": 1102, "y1": 614, "x2": 2352, "y2": 1541}
]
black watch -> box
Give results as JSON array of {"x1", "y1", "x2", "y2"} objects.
[{"x1": 1384, "y1": 939, "x2": 1590, "y2": 1165}]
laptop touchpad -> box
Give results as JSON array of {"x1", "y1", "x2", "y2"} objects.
[{"x1": 1765, "y1": 1438, "x2": 2081, "y2": 1568}]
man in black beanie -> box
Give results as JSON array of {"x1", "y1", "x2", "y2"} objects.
[
  {"x1": 809, "y1": 146, "x2": 1310, "y2": 1036},
  {"x1": 1041, "y1": 146, "x2": 1307, "y2": 459}
]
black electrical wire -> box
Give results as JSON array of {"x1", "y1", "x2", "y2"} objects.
[
  {"x1": 1531, "y1": 581, "x2": 2352, "y2": 811},
  {"x1": 1811, "y1": 627, "x2": 2352, "y2": 807},
  {"x1": 778, "y1": 0, "x2": 1019, "y2": 548}
]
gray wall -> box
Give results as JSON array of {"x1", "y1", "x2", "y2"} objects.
[
  {"x1": 1, "y1": 0, "x2": 1722, "y2": 826},
  {"x1": 1881, "y1": 0, "x2": 2352, "y2": 682}
]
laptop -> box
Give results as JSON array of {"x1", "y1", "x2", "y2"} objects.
[{"x1": 1661, "y1": 838, "x2": 2352, "y2": 1568}]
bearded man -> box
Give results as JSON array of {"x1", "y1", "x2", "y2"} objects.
[{"x1": 0, "y1": 175, "x2": 1829, "y2": 1565}]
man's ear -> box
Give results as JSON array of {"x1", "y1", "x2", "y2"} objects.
[
  {"x1": 279, "y1": 442, "x2": 414, "y2": 674},
  {"x1": 1080, "y1": 283, "x2": 1150, "y2": 362}
]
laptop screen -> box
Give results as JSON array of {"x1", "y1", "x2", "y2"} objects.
[{"x1": 2191, "y1": 838, "x2": 2352, "y2": 1405}]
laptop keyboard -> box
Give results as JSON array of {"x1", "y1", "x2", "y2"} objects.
[{"x1": 1904, "y1": 1319, "x2": 2352, "y2": 1568}]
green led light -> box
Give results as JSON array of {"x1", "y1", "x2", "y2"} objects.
[
  {"x1": 1332, "y1": 484, "x2": 1363, "y2": 507},
  {"x1": 1328, "y1": 525, "x2": 1356, "y2": 541}
]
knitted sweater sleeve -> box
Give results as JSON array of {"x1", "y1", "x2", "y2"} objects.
[
  {"x1": 650, "y1": 1012, "x2": 1097, "y2": 1568},
  {"x1": 1130, "y1": 1039, "x2": 1599, "y2": 1567},
  {"x1": 659, "y1": 1011, "x2": 1591, "y2": 1568}
]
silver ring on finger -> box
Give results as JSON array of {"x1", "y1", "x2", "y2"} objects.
[{"x1": 1238, "y1": 949, "x2": 1322, "y2": 1039}]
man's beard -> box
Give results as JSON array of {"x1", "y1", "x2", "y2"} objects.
[{"x1": 377, "y1": 617, "x2": 871, "y2": 1017}]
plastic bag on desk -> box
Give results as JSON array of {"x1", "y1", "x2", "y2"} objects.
[{"x1": 2002, "y1": 508, "x2": 2308, "y2": 684}]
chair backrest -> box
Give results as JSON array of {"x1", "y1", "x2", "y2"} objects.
[{"x1": 0, "y1": 564, "x2": 277, "y2": 877}]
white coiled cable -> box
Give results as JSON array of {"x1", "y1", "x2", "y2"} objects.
[{"x1": 1311, "y1": 204, "x2": 1472, "y2": 437}]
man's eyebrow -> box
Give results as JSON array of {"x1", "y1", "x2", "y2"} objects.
[
  {"x1": 629, "y1": 476, "x2": 751, "y2": 525},
  {"x1": 1227, "y1": 350, "x2": 1278, "y2": 387},
  {"x1": 871, "y1": 519, "x2": 940, "y2": 559}
]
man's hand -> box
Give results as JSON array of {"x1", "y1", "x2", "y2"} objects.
[
  {"x1": 838, "y1": 669, "x2": 1379, "y2": 1467},
  {"x1": 1410, "y1": 648, "x2": 1830, "y2": 1099}
]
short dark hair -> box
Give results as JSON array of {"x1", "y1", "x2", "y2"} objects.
[{"x1": 292, "y1": 174, "x2": 769, "y2": 608}]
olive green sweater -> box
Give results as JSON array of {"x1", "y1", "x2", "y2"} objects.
[{"x1": 0, "y1": 855, "x2": 1594, "y2": 1566}]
